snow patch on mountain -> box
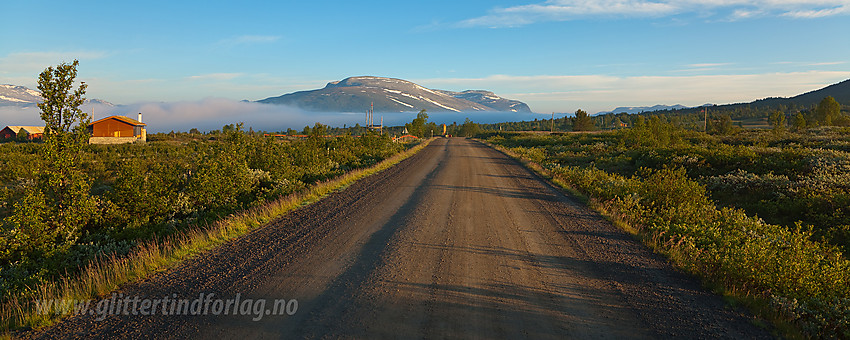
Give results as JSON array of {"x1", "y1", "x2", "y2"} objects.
[
  {"x1": 422, "y1": 97, "x2": 460, "y2": 112},
  {"x1": 1, "y1": 84, "x2": 113, "y2": 107},
  {"x1": 0, "y1": 84, "x2": 43, "y2": 105},
  {"x1": 388, "y1": 97, "x2": 414, "y2": 108},
  {"x1": 0, "y1": 95, "x2": 29, "y2": 103}
]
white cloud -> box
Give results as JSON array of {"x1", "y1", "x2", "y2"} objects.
[
  {"x1": 460, "y1": 0, "x2": 676, "y2": 27},
  {"x1": 782, "y1": 6, "x2": 848, "y2": 17},
  {"x1": 729, "y1": 8, "x2": 763, "y2": 20},
  {"x1": 808, "y1": 61, "x2": 846, "y2": 66},
  {"x1": 459, "y1": 0, "x2": 850, "y2": 27}
]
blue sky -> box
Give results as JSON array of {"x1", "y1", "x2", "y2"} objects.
[{"x1": 2, "y1": 0, "x2": 850, "y2": 119}]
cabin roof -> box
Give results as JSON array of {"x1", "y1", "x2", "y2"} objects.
[
  {"x1": 90, "y1": 115, "x2": 146, "y2": 126},
  {"x1": 3, "y1": 126, "x2": 45, "y2": 134}
]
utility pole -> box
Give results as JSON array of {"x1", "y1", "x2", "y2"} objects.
[
  {"x1": 704, "y1": 107, "x2": 708, "y2": 132},
  {"x1": 551, "y1": 112, "x2": 555, "y2": 133}
]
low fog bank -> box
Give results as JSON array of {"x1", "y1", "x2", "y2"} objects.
[
  {"x1": 0, "y1": 98, "x2": 547, "y2": 133},
  {"x1": 0, "y1": 105, "x2": 45, "y2": 127}
]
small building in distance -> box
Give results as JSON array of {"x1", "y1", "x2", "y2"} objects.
[
  {"x1": 88, "y1": 114, "x2": 147, "y2": 144},
  {"x1": 0, "y1": 126, "x2": 45, "y2": 140}
]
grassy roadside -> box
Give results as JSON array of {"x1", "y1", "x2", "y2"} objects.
[
  {"x1": 1, "y1": 138, "x2": 434, "y2": 337},
  {"x1": 476, "y1": 138, "x2": 806, "y2": 338}
]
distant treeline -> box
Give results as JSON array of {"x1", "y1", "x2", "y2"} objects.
[
  {"x1": 152, "y1": 111, "x2": 484, "y2": 140},
  {"x1": 476, "y1": 96, "x2": 849, "y2": 133}
]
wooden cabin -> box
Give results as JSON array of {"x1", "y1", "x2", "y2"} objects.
[
  {"x1": 88, "y1": 114, "x2": 147, "y2": 144},
  {"x1": 0, "y1": 126, "x2": 45, "y2": 140}
]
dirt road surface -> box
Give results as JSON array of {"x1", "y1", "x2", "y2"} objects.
[{"x1": 30, "y1": 138, "x2": 772, "y2": 339}]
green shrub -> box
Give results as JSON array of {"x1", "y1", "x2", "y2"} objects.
[
  {"x1": 0, "y1": 131, "x2": 405, "y2": 301},
  {"x1": 490, "y1": 132, "x2": 850, "y2": 338}
]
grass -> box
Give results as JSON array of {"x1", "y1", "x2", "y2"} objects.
[
  {"x1": 0, "y1": 138, "x2": 434, "y2": 337},
  {"x1": 734, "y1": 117, "x2": 771, "y2": 129}
]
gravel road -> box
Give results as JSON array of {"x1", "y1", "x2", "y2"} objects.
[{"x1": 29, "y1": 138, "x2": 773, "y2": 339}]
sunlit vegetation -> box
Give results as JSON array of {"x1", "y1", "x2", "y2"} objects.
[
  {"x1": 0, "y1": 126, "x2": 405, "y2": 303},
  {"x1": 484, "y1": 122, "x2": 850, "y2": 338},
  {"x1": 0, "y1": 133, "x2": 429, "y2": 332}
]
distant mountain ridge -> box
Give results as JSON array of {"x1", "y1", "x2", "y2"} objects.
[
  {"x1": 745, "y1": 78, "x2": 850, "y2": 108},
  {"x1": 258, "y1": 76, "x2": 532, "y2": 113},
  {"x1": 0, "y1": 84, "x2": 114, "y2": 107},
  {"x1": 596, "y1": 104, "x2": 697, "y2": 115},
  {"x1": 598, "y1": 78, "x2": 850, "y2": 116},
  {"x1": 0, "y1": 84, "x2": 43, "y2": 105}
]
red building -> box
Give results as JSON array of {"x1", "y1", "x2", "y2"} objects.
[
  {"x1": 88, "y1": 114, "x2": 147, "y2": 144},
  {"x1": 0, "y1": 126, "x2": 44, "y2": 140}
]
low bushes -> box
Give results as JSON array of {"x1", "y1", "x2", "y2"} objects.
[
  {"x1": 494, "y1": 131, "x2": 850, "y2": 338},
  {"x1": 0, "y1": 130, "x2": 404, "y2": 301}
]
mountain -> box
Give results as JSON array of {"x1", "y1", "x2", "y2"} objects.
[
  {"x1": 669, "y1": 78, "x2": 850, "y2": 116},
  {"x1": 0, "y1": 84, "x2": 114, "y2": 107},
  {"x1": 258, "y1": 76, "x2": 532, "y2": 113},
  {"x1": 596, "y1": 104, "x2": 694, "y2": 115},
  {"x1": 435, "y1": 89, "x2": 531, "y2": 112},
  {"x1": 748, "y1": 78, "x2": 850, "y2": 108},
  {"x1": 603, "y1": 79, "x2": 850, "y2": 116},
  {"x1": 0, "y1": 84, "x2": 43, "y2": 105}
]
